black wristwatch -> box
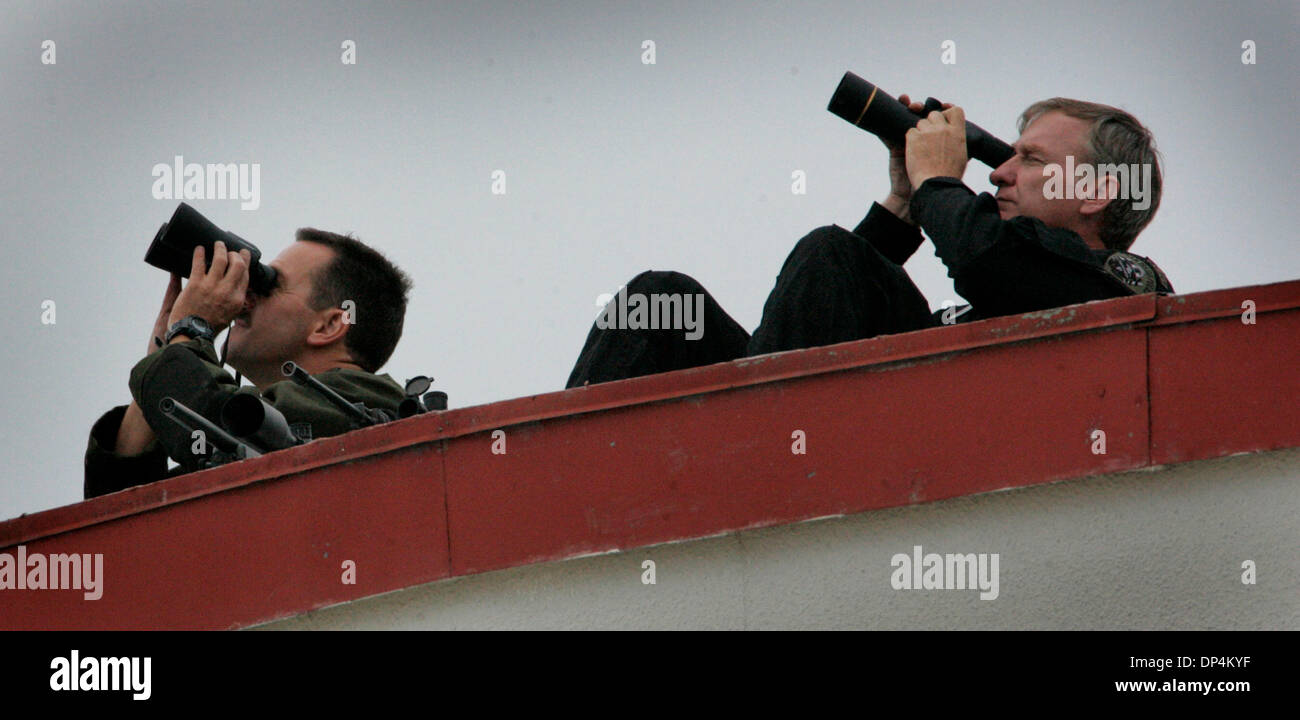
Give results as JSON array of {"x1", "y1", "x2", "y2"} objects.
[{"x1": 164, "y1": 315, "x2": 216, "y2": 344}]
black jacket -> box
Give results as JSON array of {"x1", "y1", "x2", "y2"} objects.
[{"x1": 910, "y1": 176, "x2": 1173, "y2": 321}]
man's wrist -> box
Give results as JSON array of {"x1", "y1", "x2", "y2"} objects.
[
  {"x1": 881, "y1": 194, "x2": 915, "y2": 226},
  {"x1": 912, "y1": 176, "x2": 967, "y2": 196},
  {"x1": 908, "y1": 172, "x2": 945, "y2": 189},
  {"x1": 164, "y1": 315, "x2": 216, "y2": 344},
  {"x1": 113, "y1": 401, "x2": 160, "y2": 457}
]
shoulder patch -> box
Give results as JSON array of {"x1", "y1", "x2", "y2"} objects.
[
  {"x1": 1103, "y1": 252, "x2": 1157, "y2": 294},
  {"x1": 1143, "y1": 255, "x2": 1174, "y2": 293}
]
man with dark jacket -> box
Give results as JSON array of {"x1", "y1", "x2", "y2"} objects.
[
  {"x1": 85, "y1": 228, "x2": 412, "y2": 499},
  {"x1": 567, "y1": 95, "x2": 1172, "y2": 387}
]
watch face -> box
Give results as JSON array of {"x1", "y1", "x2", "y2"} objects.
[{"x1": 168, "y1": 316, "x2": 214, "y2": 342}]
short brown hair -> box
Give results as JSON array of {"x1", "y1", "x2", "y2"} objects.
[
  {"x1": 1019, "y1": 98, "x2": 1162, "y2": 251},
  {"x1": 294, "y1": 228, "x2": 412, "y2": 373}
]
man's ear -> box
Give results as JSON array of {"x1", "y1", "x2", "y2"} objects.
[
  {"x1": 1079, "y1": 173, "x2": 1117, "y2": 218},
  {"x1": 305, "y1": 307, "x2": 351, "y2": 348}
]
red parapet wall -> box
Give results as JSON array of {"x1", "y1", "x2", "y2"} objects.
[
  {"x1": 444, "y1": 326, "x2": 1151, "y2": 574},
  {"x1": 1146, "y1": 283, "x2": 1300, "y2": 465},
  {"x1": 2, "y1": 280, "x2": 1297, "y2": 629}
]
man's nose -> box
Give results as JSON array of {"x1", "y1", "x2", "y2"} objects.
[{"x1": 989, "y1": 157, "x2": 1016, "y2": 187}]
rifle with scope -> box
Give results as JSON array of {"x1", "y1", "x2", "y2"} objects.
[{"x1": 158, "y1": 397, "x2": 262, "y2": 469}]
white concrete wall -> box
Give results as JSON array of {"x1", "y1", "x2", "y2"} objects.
[{"x1": 263, "y1": 447, "x2": 1300, "y2": 630}]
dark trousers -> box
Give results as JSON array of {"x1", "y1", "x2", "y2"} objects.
[{"x1": 566, "y1": 225, "x2": 939, "y2": 388}]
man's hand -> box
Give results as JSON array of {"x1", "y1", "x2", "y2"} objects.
[
  {"x1": 880, "y1": 94, "x2": 951, "y2": 225},
  {"x1": 148, "y1": 273, "x2": 183, "y2": 356},
  {"x1": 905, "y1": 105, "x2": 969, "y2": 190},
  {"x1": 167, "y1": 241, "x2": 251, "y2": 335}
]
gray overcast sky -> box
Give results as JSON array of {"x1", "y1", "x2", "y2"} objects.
[{"x1": 1, "y1": 0, "x2": 1296, "y2": 519}]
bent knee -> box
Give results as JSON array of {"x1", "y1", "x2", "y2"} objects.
[
  {"x1": 625, "y1": 269, "x2": 708, "y2": 296},
  {"x1": 787, "y1": 224, "x2": 866, "y2": 260}
]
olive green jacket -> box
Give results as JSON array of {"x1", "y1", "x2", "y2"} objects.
[{"x1": 84, "y1": 336, "x2": 405, "y2": 499}]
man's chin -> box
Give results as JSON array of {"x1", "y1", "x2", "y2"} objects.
[{"x1": 223, "y1": 336, "x2": 247, "y2": 367}]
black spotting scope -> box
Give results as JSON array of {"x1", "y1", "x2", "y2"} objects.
[
  {"x1": 145, "y1": 202, "x2": 278, "y2": 295},
  {"x1": 221, "y1": 392, "x2": 304, "y2": 453},
  {"x1": 827, "y1": 72, "x2": 1014, "y2": 169}
]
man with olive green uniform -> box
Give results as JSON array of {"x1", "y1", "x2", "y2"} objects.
[{"x1": 84, "y1": 228, "x2": 412, "y2": 499}]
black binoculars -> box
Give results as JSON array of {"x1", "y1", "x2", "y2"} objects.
[{"x1": 145, "y1": 202, "x2": 279, "y2": 295}]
